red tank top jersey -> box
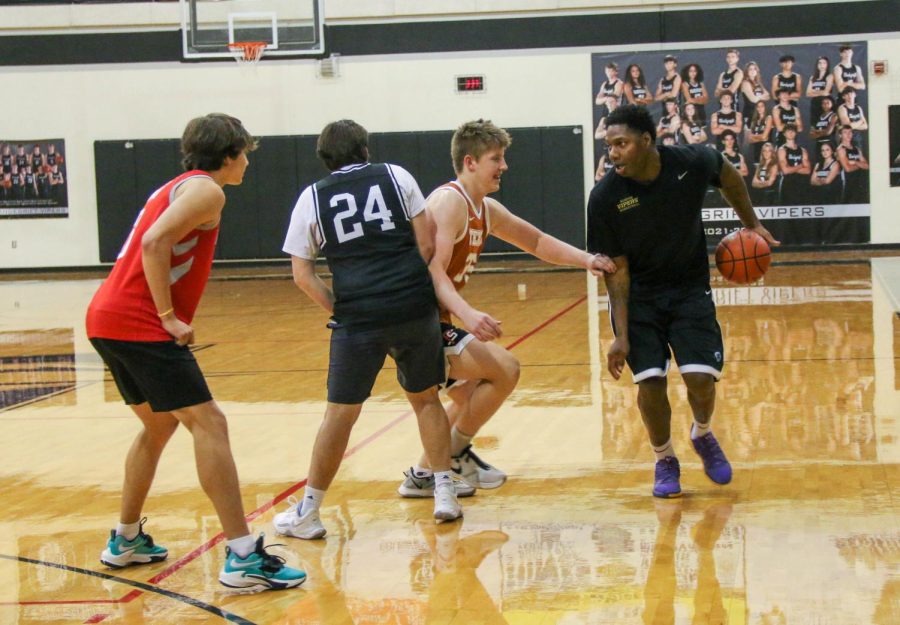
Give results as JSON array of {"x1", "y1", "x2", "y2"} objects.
[
  {"x1": 432, "y1": 181, "x2": 490, "y2": 324},
  {"x1": 86, "y1": 171, "x2": 219, "y2": 341}
]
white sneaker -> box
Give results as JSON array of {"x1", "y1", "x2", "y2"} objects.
[
  {"x1": 452, "y1": 445, "x2": 507, "y2": 489},
  {"x1": 433, "y1": 480, "x2": 463, "y2": 522},
  {"x1": 397, "y1": 468, "x2": 476, "y2": 498},
  {"x1": 273, "y1": 496, "x2": 326, "y2": 540}
]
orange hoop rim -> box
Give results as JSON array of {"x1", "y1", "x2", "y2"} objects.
[{"x1": 227, "y1": 41, "x2": 267, "y2": 63}]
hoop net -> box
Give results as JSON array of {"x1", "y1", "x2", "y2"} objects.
[{"x1": 228, "y1": 42, "x2": 267, "y2": 65}]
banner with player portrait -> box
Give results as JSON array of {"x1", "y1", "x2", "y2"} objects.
[
  {"x1": 890, "y1": 105, "x2": 900, "y2": 187},
  {"x1": 591, "y1": 42, "x2": 869, "y2": 246},
  {"x1": 0, "y1": 139, "x2": 68, "y2": 218}
]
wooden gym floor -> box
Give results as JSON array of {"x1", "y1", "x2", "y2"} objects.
[{"x1": 0, "y1": 254, "x2": 898, "y2": 624}]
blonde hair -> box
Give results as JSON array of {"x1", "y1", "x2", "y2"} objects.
[{"x1": 450, "y1": 119, "x2": 512, "y2": 173}]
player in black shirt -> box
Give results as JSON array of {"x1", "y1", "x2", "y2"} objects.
[
  {"x1": 586, "y1": 105, "x2": 779, "y2": 498},
  {"x1": 277, "y1": 120, "x2": 463, "y2": 538}
]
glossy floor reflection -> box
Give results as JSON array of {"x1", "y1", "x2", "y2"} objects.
[{"x1": 0, "y1": 259, "x2": 898, "y2": 624}]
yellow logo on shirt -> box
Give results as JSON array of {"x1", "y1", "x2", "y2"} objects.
[{"x1": 616, "y1": 196, "x2": 639, "y2": 212}]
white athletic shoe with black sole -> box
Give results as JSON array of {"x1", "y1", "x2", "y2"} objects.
[{"x1": 398, "y1": 468, "x2": 476, "y2": 498}]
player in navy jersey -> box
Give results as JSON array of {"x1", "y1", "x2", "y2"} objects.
[
  {"x1": 586, "y1": 104, "x2": 779, "y2": 498},
  {"x1": 777, "y1": 124, "x2": 811, "y2": 205},
  {"x1": 833, "y1": 45, "x2": 866, "y2": 93},
  {"x1": 836, "y1": 124, "x2": 869, "y2": 203},
  {"x1": 714, "y1": 49, "x2": 743, "y2": 109},
  {"x1": 277, "y1": 119, "x2": 464, "y2": 538},
  {"x1": 680, "y1": 63, "x2": 709, "y2": 123},
  {"x1": 771, "y1": 55, "x2": 802, "y2": 108},
  {"x1": 654, "y1": 55, "x2": 682, "y2": 117},
  {"x1": 837, "y1": 86, "x2": 868, "y2": 149},
  {"x1": 772, "y1": 88, "x2": 803, "y2": 146},
  {"x1": 806, "y1": 56, "x2": 835, "y2": 124}
]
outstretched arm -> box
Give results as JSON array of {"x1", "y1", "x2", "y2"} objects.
[{"x1": 488, "y1": 199, "x2": 616, "y2": 276}]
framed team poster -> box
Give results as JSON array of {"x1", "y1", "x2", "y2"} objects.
[
  {"x1": 0, "y1": 139, "x2": 68, "y2": 218},
  {"x1": 591, "y1": 42, "x2": 870, "y2": 245},
  {"x1": 890, "y1": 105, "x2": 900, "y2": 187}
]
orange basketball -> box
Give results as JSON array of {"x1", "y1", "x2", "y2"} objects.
[{"x1": 715, "y1": 229, "x2": 771, "y2": 284}]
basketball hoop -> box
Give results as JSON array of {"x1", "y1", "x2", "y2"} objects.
[{"x1": 228, "y1": 41, "x2": 267, "y2": 65}]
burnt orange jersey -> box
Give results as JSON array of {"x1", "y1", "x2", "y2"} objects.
[{"x1": 430, "y1": 180, "x2": 490, "y2": 323}]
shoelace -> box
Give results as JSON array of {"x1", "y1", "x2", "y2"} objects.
[
  {"x1": 255, "y1": 542, "x2": 287, "y2": 573},
  {"x1": 132, "y1": 517, "x2": 156, "y2": 547},
  {"x1": 457, "y1": 445, "x2": 492, "y2": 470},
  {"x1": 696, "y1": 436, "x2": 727, "y2": 464}
]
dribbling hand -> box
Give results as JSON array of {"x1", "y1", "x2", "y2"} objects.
[{"x1": 750, "y1": 225, "x2": 780, "y2": 247}]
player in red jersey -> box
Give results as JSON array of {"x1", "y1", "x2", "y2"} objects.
[{"x1": 86, "y1": 113, "x2": 306, "y2": 592}]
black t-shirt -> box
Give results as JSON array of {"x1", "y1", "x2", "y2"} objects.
[{"x1": 587, "y1": 145, "x2": 723, "y2": 297}]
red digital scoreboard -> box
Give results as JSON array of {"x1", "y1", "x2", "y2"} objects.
[{"x1": 456, "y1": 75, "x2": 485, "y2": 93}]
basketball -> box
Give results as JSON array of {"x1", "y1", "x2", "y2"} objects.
[{"x1": 715, "y1": 229, "x2": 771, "y2": 284}]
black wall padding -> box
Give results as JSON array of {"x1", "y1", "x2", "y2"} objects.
[
  {"x1": 94, "y1": 125, "x2": 584, "y2": 262},
  {"x1": 3, "y1": 1, "x2": 898, "y2": 65}
]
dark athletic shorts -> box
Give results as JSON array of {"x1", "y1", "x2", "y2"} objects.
[
  {"x1": 327, "y1": 309, "x2": 445, "y2": 404},
  {"x1": 610, "y1": 284, "x2": 725, "y2": 383},
  {"x1": 89, "y1": 337, "x2": 212, "y2": 412}
]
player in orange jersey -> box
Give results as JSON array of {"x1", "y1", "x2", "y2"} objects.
[{"x1": 397, "y1": 119, "x2": 617, "y2": 497}]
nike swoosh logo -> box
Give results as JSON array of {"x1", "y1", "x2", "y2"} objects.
[
  {"x1": 705, "y1": 290, "x2": 712, "y2": 295},
  {"x1": 678, "y1": 171, "x2": 688, "y2": 180},
  {"x1": 229, "y1": 559, "x2": 260, "y2": 570}
]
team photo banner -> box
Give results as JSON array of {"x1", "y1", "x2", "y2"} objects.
[
  {"x1": 591, "y1": 41, "x2": 870, "y2": 245},
  {"x1": 0, "y1": 139, "x2": 68, "y2": 218}
]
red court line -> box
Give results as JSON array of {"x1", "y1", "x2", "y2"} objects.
[{"x1": 88, "y1": 294, "x2": 587, "y2": 608}]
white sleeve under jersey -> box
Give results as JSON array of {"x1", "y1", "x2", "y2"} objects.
[
  {"x1": 281, "y1": 163, "x2": 426, "y2": 260},
  {"x1": 386, "y1": 163, "x2": 426, "y2": 219},
  {"x1": 282, "y1": 185, "x2": 320, "y2": 260}
]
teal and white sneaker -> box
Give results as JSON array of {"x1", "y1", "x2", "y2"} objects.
[
  {"x1": 100, "y1": 518, "x2": 168, "y2": 569},
  {"x1": 218, "y1": 535, "x2": 307, "y2": 592}
]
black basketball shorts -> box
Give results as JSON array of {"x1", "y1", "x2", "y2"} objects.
[
  {"x1": 326, "y1": 309, "x2": 445, "y2": 404},
  {"x1": 89, "y1": 337, "x2": 213, "y2": 412},
  {"x1": 610, "y1": 285, "x2": 725, "y2": 383}
]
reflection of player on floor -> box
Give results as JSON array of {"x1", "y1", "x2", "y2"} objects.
[
  {"x1": 415, "y1": 520, "x2": 510, "y2": 623},
  {"x1": 399, "y1": 119, "x2": 616, "y2": 496},
  {"x1": 86, "y1": 114, "x2": 306, "y2": 592},
  {"x1": 587, "y1": 105, "x2": 779, "y2": 498},
  {"x1": 277, "y1": 119, "x2": 463, "y2": 539},
  {"x1": 642, "y1": 499, "x2": 734, "y2": 625}
]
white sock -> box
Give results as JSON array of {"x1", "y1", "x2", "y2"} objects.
[
  {"x1": 433, "y1": 471, "x2": 454, "y2": 488},
  {"x1": 227, "y1": 534, "x2": 257, "y2": 559},
  {"x1": 299, "y1": 486, "x2": 325, "y2": 516},
  {"x1": 116, "y1": 521, "x2": 140, "y2": 541},
  {"x1": 413, "y1": 465, "x2": 433, "y2": 478},
  {"x1": 691, "y1": 421, "x2": 711, "y2": 440},
  {"x1": 450, "y1": 426, "x2": 474, "y2": 457},
  {"x1": 652, "y1": 439, "x2": 676, "y2": 461}
]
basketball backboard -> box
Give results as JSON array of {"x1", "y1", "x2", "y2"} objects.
[{"x1": 181, "y1": 0, "x2": 324, "y2": 60}]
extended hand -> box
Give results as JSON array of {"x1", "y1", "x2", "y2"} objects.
[
  {"x1": 461, "y1": 309, "x2": 503, "y2": 342},
  {"x1": 588, "y1": 253, "x2": 617, "y2": 277}
]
